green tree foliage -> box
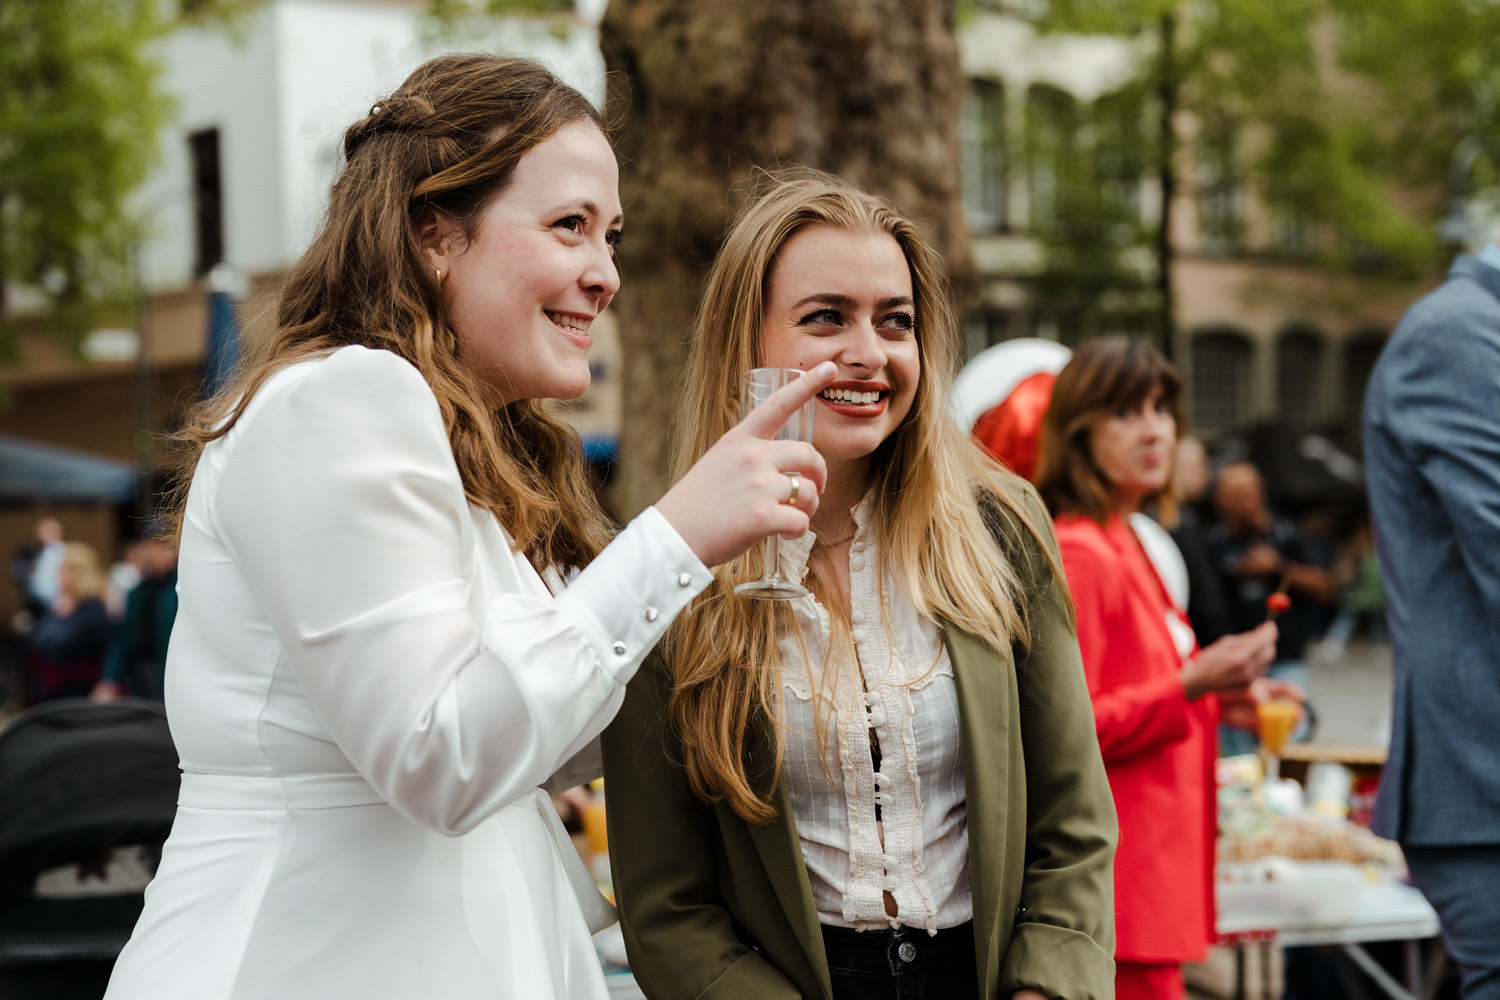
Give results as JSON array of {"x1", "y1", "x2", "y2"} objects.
[
  {"x1": 422, "y1": 0, "x2": 576, "y2": 45},
  {"x1": 0, "y1": 0, "x2": 244, "y2": 352},
  {"x1": 1023, "y1": 78, "x2": 1160, "y2": 342},
  {"x1": 1333, "y1": 0, "x2": 1500, "y2": 210},
  {"x1": 1031, "y1": 0, "x2": 1498, "y2": 343}
]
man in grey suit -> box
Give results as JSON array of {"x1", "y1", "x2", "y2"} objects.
[{"x1": 1364, "y1": 241, "x2": 1500, "y2": 999}]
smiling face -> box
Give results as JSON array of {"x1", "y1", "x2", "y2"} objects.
[
  {"x1": 758, "y1": 224, "x2": 919, "y2": 484},
  {"x1": 425, "y1": 119, "x2": 621, "y2": 405},
  {"x1": 1088, "y1": 384, "x2": 1177, "y2": 513}
]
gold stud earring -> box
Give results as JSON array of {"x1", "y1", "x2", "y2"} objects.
[{"x1": 434, "y1": 268, "x2": 444, "y2": 286}]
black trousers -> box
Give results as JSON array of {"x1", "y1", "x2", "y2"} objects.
[{"x1": 820, "y1": 921, "x2": 978, "y2": 1000}]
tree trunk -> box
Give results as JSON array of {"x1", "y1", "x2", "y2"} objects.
[{"x1": 601, "y1": 0, "x2": 971, "y2": 517}]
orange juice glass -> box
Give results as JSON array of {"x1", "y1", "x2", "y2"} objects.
[
  {"x1": 1256, "y1": 699, "x2": 1300, "y2": 756},
  {"x1": 582, "y1": 785, "x2": 609, "y2": 859}
]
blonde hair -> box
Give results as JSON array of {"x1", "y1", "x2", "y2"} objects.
[
  {"x1": 159, "y1": 54, "x2": 614, "y2": 570},
  {"x1": 60, "y1": 542, "x2": 106, "y2": 601},
  {"x1": 665, "y1": 170, "x2": 1055, "y2": 822}
]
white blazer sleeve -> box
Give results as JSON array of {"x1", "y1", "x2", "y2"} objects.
[{"x1": 211, "y1": 347, "x2": 709, "y2": 834}]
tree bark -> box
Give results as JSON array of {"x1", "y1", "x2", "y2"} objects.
[{"x1": 601, "y1": 0, "x2": 971, "y2": 517}]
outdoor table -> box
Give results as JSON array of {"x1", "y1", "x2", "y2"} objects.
[{"x1": 1217, "y1": 872, "x2": 1441, "y2": 1000}]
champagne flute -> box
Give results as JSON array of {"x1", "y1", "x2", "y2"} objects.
[{"x1": 734, "y1": 367, "x2": 817, "y2": 600}]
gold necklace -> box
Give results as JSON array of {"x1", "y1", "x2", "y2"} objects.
[{"x1": 812, "y1": 523, "x2": 857, "y2": 548}]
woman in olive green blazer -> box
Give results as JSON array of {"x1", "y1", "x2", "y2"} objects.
[{"x1": 602, "y1": 173, "x2": 1116, "y2": 1000}]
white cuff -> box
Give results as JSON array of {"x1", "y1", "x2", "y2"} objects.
[{"x1": 552, "y1": 506, "x2": 712, "y2": 683}]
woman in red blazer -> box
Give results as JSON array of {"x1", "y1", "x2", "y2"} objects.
[{"x1": 1034, "y1": 337, "x2": 1284, "y2": 1000}]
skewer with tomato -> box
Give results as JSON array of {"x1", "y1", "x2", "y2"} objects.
[{"x1": 1264, "y1": 578, "x2": 1292, "y2": 622}]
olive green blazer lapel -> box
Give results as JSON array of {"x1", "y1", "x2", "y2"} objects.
[
  {"x1": 946, "y1": 623, "x2": 1018, "y2": 1000},
  {"x1": 743, "y1": 710, "x2": 832, "y2": 995}
]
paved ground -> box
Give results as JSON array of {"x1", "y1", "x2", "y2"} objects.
[{"x1": 1304, "y1": 636, "x2": 1395, "y2": 749}]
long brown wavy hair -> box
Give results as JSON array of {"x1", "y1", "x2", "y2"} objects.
[
  {"x1": 1034, "y1": 335, "x2": 1186, "y2": 528},
  {"x1": 666, "y1": 170, "x2": 1056, "y2": 823},
  {"x1": 159, "y1": 54, "x2": 614, "y2": 571}
]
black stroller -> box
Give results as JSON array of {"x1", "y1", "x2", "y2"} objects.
[{"x1": 0, "y1": 698, "x2": 179, "y2": 971}]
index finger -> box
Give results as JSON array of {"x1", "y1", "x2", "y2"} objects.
[{"x1": 740, "y1": 362, "x2": 837, "y2": 439}]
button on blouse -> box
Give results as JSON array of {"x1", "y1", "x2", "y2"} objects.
[{"x1": 776, "y1": 494, "x2": 971, "y2": 933}]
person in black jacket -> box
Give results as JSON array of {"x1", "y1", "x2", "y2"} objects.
[{"x1": 1168, "y1": 436, "x2": 1232, "y2": 647}]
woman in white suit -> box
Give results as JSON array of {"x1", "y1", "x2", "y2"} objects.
[{"x1": 102, "y1": 54, "x2": 833, "y2": 1000}]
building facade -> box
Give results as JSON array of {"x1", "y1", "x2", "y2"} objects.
[{"x1": 956, "y1": 5, "x2": 1441, "y2": 452}]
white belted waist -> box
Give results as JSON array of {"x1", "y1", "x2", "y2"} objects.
[{"x1": 178, "y1": 770, "x2": 386, "y2": 810}]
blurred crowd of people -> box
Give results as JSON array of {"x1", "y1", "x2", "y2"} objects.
[
  {"x1": 1166, "y1": 446, "x2": 1384, "y2": 754},
  {"x1": 1179, "y1": 450, "x2": 1381, "y2": 651},
  {"x1": 5, "y1": 517, "x2": 177, "y2": 712}
]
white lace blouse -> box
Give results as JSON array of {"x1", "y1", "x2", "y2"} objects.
[{"x1": 777, "y1": 496, "x2": 972, "y2": 933}]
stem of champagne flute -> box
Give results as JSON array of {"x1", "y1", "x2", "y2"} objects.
[{"x1": 763, "y1": 536, "x2": 780, "y2": 584}]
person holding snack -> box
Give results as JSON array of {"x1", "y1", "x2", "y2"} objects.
[{"x1": 1035, "y1": 336, "x2": 1292, "y2": 1000}]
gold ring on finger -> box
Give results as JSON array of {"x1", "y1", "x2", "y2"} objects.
[{"x1": 784, "y1": 473, "x2": 800, "y2": 506}]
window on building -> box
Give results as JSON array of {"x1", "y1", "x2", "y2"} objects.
[
  {"x1": 1196, "y1": 119, "x2": 1240, "y2": 254},
  {"x1": 1190, "y1": 329, "x2": 1253, "y2": 436},
  {"x1": 1268, "y1": 180, "x2": 1313, "y2": 256},
  {"x1": 1276, "y1": 327, "x2": 1325, "y2": 427},
  {"x1": 961, "y1": 79, "x2": 1008, "y2": 233},
  {"x1": 1026, "y1": 86, "x2": 1078, "y2": 236},
  {"x1": 189, "y1": 127, "x2": 224, "y2": 277},
  {"x1": 1093, "y1": 90, "x2": 1146, "y2": 234}
]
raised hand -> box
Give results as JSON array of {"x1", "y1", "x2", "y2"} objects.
[
  {"x1": 1181, "y1": 621, "x2": 1278, "y2": 700},
  {"x1": 656, "y1": 362, "x2": 835, "y2": 568}
]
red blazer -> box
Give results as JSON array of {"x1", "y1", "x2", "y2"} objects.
[{"x1": 1054, "y1": 513, "x2": 1218, "y2": 964}]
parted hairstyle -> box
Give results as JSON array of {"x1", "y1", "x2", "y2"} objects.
[
  {"x1": 665, "y1": 170, "x2": 1058, "y2": 823},
  {"x1": 160, "y1": 54, "x2": 614, "y2": 571},
  {"x1": 1034, "y1": 335, "x2": 1186, "y2": 527}
]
